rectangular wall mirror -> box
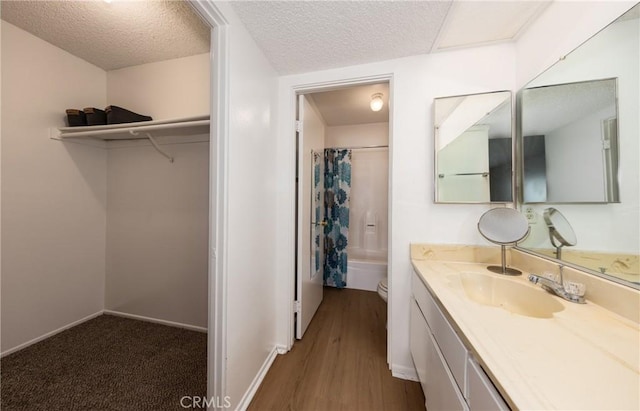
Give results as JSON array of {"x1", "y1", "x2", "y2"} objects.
[
  {"x1": 517, "y1": 3, "x2": 639, "y2": 288},
  {"x1": 434, "y1": 91, "x2": 513, "y2": 203},
  {"x1": 521, "y1": 78, "x2": 619, "y2": 203}
]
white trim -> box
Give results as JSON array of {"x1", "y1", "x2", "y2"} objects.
[
  {"x1": 275, "y1": 344, "x2": 289, "y2": 355},
  {"x1": 284, "y1": 73, "x2": 394, "y2": 353},
  {"x1": 0, "y1": 311, "x2": 103, "y2": 358},
  {"x1": 234, "y1": 346, "x2": 279, "y2": 411},
  {"x1": 103, "y1": 310, "x2": 207, "y2": 333},
  {"x1": 188, "y1": 0, "x2": 230, "y2": 403},
  {"x1": 391, "y1": 364, "x2": 420, "y2": 382}
]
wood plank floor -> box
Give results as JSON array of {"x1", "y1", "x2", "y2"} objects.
[{"x1": 249, "y1": 287, "x2": 425, "y2": 411}]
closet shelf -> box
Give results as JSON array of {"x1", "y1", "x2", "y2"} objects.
[{"x1": 51, "y1": 115, "x2": 210, "y2": 141}]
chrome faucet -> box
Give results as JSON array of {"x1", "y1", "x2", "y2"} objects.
[{"x1": 528, "y1": 265, "x2": 586, "y2": 304}]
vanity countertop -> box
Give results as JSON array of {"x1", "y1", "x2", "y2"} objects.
[{"x1": 411, "y1": 258, "x2": 640, "y2": 410}]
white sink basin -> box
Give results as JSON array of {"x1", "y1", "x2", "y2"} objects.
[{"x1": 458, "y1": 272, "x2": 564, "y2": 318}]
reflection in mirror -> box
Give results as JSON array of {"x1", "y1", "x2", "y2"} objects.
[
  {"x1": 517, "y1": 3, "x2": 639, "y2": 288},
  {"x1": 543, "y1": 207, "x2": 576, "y2": 259},
  {"x1": 434, "y1": 91, "x2": 512, "y2": 203},
  {"x1": 521, "y1": 78, "x2": 619, "y2": 203},
  {"x1": 477, "y1": 208, "x2": 530, "y2": 276}
]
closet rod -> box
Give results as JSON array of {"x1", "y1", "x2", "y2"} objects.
[
  {"x1": 129, "y1": 130, "x2": 174, "y2": 163},
  {"x1": 325, "y1": 145, "x2": 388, "y2": 150}
]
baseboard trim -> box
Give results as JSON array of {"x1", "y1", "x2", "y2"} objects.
[
  {"x1": 235, "y1": 346, "x2": 279, "y2": 411},
  {"x1": 103, "y1": 310, "x2": 207, "y2": 333},
  {"x1": 275, "y1": 344, "x2": 289, "y2": 355},
  {"x1": 1, "y1": 310, "x2": 104, "y2": 358},
  {"x1": 391, "y1": 364, "x2": 419, "y2": 381}
]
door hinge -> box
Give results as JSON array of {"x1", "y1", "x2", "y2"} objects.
[
  {"x1": 295, "y1": 120, "x2": 302, "y2": 133},
  {"x1": 293, "y1": 300, "x2": 301, "y2": 313}
]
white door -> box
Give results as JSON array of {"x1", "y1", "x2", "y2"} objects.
[{"x1": 296, "y1": 94, "x2": 325, "y2": 339}]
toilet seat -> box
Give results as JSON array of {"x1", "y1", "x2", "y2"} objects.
[{"x1": 377, "y1": 278, "x2": 388, "y2": 302}]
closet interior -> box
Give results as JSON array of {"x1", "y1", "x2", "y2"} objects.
[{"x1": 1, "y1": 1, "x2": 211, "y2": 407}]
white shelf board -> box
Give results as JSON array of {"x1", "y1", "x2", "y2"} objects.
[{"x1": 52, "y1": 115, "x2": 210, "y2": 141}]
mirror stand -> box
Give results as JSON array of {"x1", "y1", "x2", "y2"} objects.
[
  {"x1": 478, "y1": 208, "x2": 531, "y2": 276},
  {"x1": 488, "y1": 244, "x2": 523, "y2": 276},
  {"x1": 550, "y1": 238, "x2": 564, "y2": 259},
  {"x1": 543, "y1": 207, "x2": 577, "y2": 261}
]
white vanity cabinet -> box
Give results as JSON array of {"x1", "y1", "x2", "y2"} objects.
[
  {"x1": 410, "y1": 270, "x2": 510, "y2": 411},
  {"x1": 410, "y1": 299, "x2": 467, "y2": 410}
]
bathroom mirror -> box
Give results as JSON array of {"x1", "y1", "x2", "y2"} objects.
[
  {"x1": 477, "y1": 207, "x2": 530, "y2": 276},
  {"x1": 434, "y1": 91, "x2": 512, "y2": 203},
  {"x1": 517, "y1": 3, "x2": 639, "y2": 288},
  {"x1": 521, "y1": 78, "x2": 619, "y2": 203}
]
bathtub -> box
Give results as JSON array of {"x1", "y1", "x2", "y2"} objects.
[{"x1": 345, "y1": 248, "x2": 388, "y2": 292}]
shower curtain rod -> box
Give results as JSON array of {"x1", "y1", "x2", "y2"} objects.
[{"x1": 325, "y1": 145, "x2": 388, "y2": 150}]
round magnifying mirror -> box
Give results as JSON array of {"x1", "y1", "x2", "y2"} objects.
[
  {"x1": 478, "y1": 208, "x2": 530, "y2": 275},
  {"x1": 543, "y1": 207, "x2": 576, "y2": 259}
]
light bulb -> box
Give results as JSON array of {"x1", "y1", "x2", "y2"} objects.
[{"x1": 370, "y1": 93, "x2": 384, "y2": 112}]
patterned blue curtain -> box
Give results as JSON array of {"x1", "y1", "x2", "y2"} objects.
[{"x1": 324, "y1": 148, "x2": 352, "y2": 288}]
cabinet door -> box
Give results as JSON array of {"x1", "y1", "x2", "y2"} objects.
[
  {"x1": 424, "y1": 328, "x2": 468, "y2": 411},
  {"x1": 468, "y1": 358, "x2": 510, "y2": 411},
  {"x1": 411, "y1": 299, "x2": 466, "y2": 410},
  {"x1": 410, "y1": 298, "x2": 430, "y2": 395},
  {"x1": 413, "y1": 272, "x2": 469, "y2": 396}
]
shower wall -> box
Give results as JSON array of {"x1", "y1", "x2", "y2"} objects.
[{"x1": 325, "y1": 122, "x2": 389, "y2": 255}]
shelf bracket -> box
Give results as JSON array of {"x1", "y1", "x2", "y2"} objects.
[{"x1": 129, "y1": 130, "x2": 174, "y2": 163}]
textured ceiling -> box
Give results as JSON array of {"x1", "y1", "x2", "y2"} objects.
[
  {"x1": 308, "y1": 83, "x2": 389, "y2": 127},
  {"x1": 0, "y1": 0, "x2": 210, "y2": 71},
  {"x1": 231, "y1": 1, "x2": 551, "y2": 75},
  {"x1": 231, "y1": 1, "x2": 453, "y2": 75},
  {"x1": 522, "y1": 79, "x2": 617, "y2": 136}
]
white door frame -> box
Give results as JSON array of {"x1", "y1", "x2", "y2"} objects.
[
  {"x1": 189, "y1": 1, "x2": 229, "y2": 402},
  {"x1": 286, "y1": 74, "x2": 394, "y2": 352}
]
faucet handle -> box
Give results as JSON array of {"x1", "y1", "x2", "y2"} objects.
[{"x1": 564, "y1": 281, "x2": 586, "y2": 297}]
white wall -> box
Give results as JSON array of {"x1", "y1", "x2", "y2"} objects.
[
  {"x1": 107, "y1": 53, "x2": 210, "y2": 120},
  {"x1": 518, "y1": 15, "x2": 639, "y2": 255},
  {"x1": 1, "y1": 22, "x2": 107, "y2": 353},
  {"x1": 515, "y1": 1, "x2": 636, "y2": 89},
  {"x1": 545, "y1": 106, "x2": 613, "y2": 202},
  {"x1": 326, "y1": 123, "x2": 389, "y2": 254},
  {"x1": 325, "y1": 122, "x2": 388, "y2": 147},
  {"x1": 104, "y1": 57, "x2": 210, "y2": 329},
  {"x1": 276, "y1": 43, "x2": 517, "y2": 376},
  {"x1": 212, "y1": 3, "x2": 279, "y2": 409},
  {"x1": 105, "y1": 141, "x2": 209, "y2": 328}
]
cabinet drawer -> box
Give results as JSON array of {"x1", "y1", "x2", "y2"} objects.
[
  {"x1": 468, "y1": 357, "x2": 510, "y2": 411},
  {"x1": 412, "y1": 271, "x2": 469, "y2": 395}
]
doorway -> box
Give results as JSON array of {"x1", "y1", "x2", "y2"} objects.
[
  {"x1": 0, "y1": 0, "x2": 229, "y2": 406},
  {"x1": 294, "y1": 81, "x2": 392, "y2": 343}
]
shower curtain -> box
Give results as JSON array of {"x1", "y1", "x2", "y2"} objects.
[{"x1": 324, "y1": 148, "x2": 352, "y2": 288}]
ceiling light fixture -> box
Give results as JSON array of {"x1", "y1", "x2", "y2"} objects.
[{"x1": 370, "y1": 93, "x2": 384, "y2": 112}]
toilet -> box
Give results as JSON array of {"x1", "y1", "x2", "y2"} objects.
[{"x1": 377, "y1": 278, "x2": 388, "y2": 302}]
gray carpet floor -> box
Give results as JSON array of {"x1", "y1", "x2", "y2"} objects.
[{"x1": 0, "y1": 314, "x2": 207, "y2": 411}]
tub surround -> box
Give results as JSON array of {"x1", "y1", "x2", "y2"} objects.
[
  {"x1": 411, "y1": 243, "x2": 640, "y2": 410},
  {"x1": 345, "y1": 247, "x2": 388, "y2": 292}
]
